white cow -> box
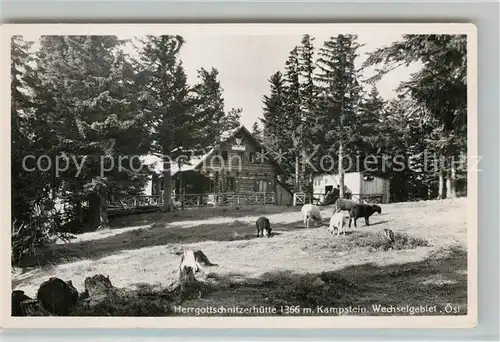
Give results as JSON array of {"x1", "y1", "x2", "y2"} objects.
[
  {"x1": 301, "y1": 204, "x2": 324, "y2": 229},
  {"x1": 328, "y1": 211, "x2": 349, "y2": 236}
]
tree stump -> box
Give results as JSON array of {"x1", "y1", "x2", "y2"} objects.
[
  {"x1": 36, "y1": 277, "x2": 79, "y2": 316},
  {"x1": 81, "y1": 274, "x2": 115, "y2": 307},
  {"x1": 84, "y1": 274, "x2": 114, "y2": 297},
  {"x1": 170, "y1": 249, "x2": 216, "y2": 304},
  {"x1": 382, "y1": 229, "x2": 396, "y2": 250},
  {"x1": 12, "y1": 290, "x2": 31, "y2": 316}
]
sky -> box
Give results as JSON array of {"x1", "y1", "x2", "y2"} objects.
[
  {"x1": 177, "y1": 33, "x2": 422, "y2": 128},
  {"x1": 21, "y1": 30, "x2": 422, "y2": 129}
]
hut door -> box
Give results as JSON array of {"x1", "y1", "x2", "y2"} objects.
[
  {"x1": 259, "y1": 180, "x2": 268, "y2": 192},
  {"x1": 254, "y1": 179, "x2": 268, "y2": 193}
]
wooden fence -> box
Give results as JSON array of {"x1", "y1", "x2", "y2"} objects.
[
  {"x1": 110, "y1": 192, "x2": 276, "y2": 210},
  {"x1": 180, "y1": 192, "x2": 275, "y2": 207},
  {"x1": 292, "y1": 192, "x2": 384, "y2": 206}
]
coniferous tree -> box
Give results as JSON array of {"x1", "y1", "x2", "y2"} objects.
[
  {"x1": 363, "y1": 34, "x2": 467, "y2": 198},
  {"x1": 297, "y1": 34, "x2": 319, "y2": 189},
  {"x1": 354, "y1": 86, "x2": 386, "y2": 172},
  {"x1": 261, "y1": 71, "x2": 287, "y2": 152},
  {"x1": 11, "y1": 36, "x2": 39, "y2": 224},
  {"x1": 35, "y1": 35, "x2": 150, "y2": 230},
  {"x1": 135, "y1": 35, "x2": 198, "y2": 211},
  {"x1": 251, "y1": 121, "x2": 263, "y2": 142},
  {"x1": 316, "y1": 34, "x2": 363, "y2": 197},
  {"x1": 194, "y1": 67, "x2": 241, "y2": 145},
  {"x1": 283, "y1": 46, "x2": 306, "y2": 191}
]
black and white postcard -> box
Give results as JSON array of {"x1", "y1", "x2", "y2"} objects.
[{"x1": 1, "y1": 23, "x2": 478, "y2": 329}]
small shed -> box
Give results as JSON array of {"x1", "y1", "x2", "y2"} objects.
[{"x1": 312, "y1": 171, "x2": 390, "y2": 204}]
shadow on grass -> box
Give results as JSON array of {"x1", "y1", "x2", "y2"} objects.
[
  {"x1": 365, "y1": 220, "x2": 389, "y2": 227},
  {"x1": 109, "y1": 205, "x2": 303, "y2": 229},
  {"x1": 178, "y1": 245, "x2": 467, "y2": 316},
  {"x1": 17, "y1": 217, "x2": 312, "y2": 268},
  {"x1": 62, "y1": 245, "x2": 467, "y2": 316}
]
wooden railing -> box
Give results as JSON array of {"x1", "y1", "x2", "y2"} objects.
[
  {"x1": 179, "y1": 192, "x2": 275, "y2": 207},
  {"x1": 108, "y1": 195, "x2": 163, "y2": 209},
  {"x1": 110, "y1": 192, "x2": 276, "y2": 210},
  {"x1": 293, "y1": 193, "x2": 325, "y2": 206},
  {"x1": 293, "y1": 192, "x2": 384, "y2": 206}
]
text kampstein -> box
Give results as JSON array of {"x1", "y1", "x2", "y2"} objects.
[{"x1": 315, "y1": 305, "x2": 367, "y2": 315}]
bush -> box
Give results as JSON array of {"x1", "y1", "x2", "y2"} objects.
[{"x1": 351, "y1": 231, "x2": 430, "y2": 251}]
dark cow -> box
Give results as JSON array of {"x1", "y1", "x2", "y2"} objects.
[
  {"x1": 333, "y1": 198, "x2": 356, "y2": 213},
  {"x1": 256, "y1": 216, "x2": 272, "y2": 238},
  {"x1": 348, "y1": 203, "x2": 382, "y2": 228}
]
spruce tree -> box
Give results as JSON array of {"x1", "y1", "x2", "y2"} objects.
[
  {"x1": 363, "y1": 34, "x2": 467, "y2": 198},
  {"x1": 135, "y1": 35, "x2": 198, "y2": 211},
  {"x1": 35, "y1": 35, "x2": 149, "y2": 230},
  {"x1": 193, "y1": 67, "x2": 241, "y2": 145},
  {"x1": 261, "y1": 71, "x2": 287, "y2": 152},
  {"x1": 316, "y1": 34, "x2": 363, "y2": 197}
]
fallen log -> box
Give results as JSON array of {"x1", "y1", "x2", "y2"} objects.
[{"x1": 21, "y1": 298, "x2": 54, "y2": 316}]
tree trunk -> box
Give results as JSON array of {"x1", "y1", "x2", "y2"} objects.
[
  {"x1": 446, "y1": 158, "x2": 457, "y2": 199},
  {"x1": 179, "y1": 163, "x2": 184, "y2": 211},
  {"x1": 75, "y1": 200, "x2": 82, "y2": 227},
  {"x1": 163, "y1": 154, "x2": 173, "y2": 212},
  {"x1": 99, "y1": 194, "x2": 109, "y2": 230},
  {"x1": 88, "y1": 194, "x2": 101, "y2": 231},
  {"x1": 438, "y1": 170, "x2": 445, "y2": 199},
  {"x1": 295, "y1": 154, "x2": 301, "y2": 192},
  {"x1": 338, "y1": 141, "x2": 345, "y2": 199},
  {"x1": 88, "y1": 193, "x2": 109, "y2": 231}
]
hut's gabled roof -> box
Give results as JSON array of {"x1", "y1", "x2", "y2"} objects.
[{"x1": 141, "y1": 125, "x2": 290, "y2": 177}]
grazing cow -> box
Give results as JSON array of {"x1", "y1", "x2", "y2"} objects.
[
  {"x1": 328, "y1": 211, "x2": 349, "y2": 236},
  {"x1": 333, "y1": 198, "x2": 356, "y2": 213},
  {"x1": 349, "y1": 203, "x2": 382, "y2": 228},
  {"x1": 301, "y1": 204, "x2": 324, "y2": 229},
  {"x1": 256, "y1": 216, "x2": 272, "y2": 238}
]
